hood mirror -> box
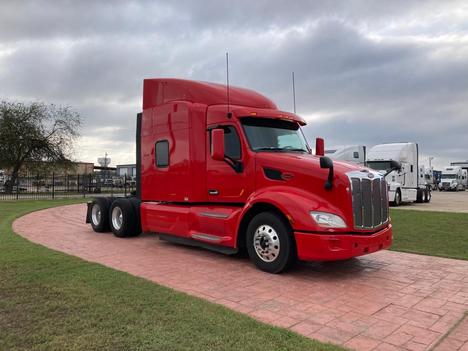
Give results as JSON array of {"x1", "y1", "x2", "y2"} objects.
[{"x1": 320, "y1": 156, "x2": 334, "y2": 190}]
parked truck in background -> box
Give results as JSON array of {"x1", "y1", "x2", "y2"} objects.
[
  {"x1": 433, "y1": 170, "x2": 442, "y2": 190},
  {"x1": 325, "y1": 145, "x2": 366, "y2": 165},
  {"x1": 419, "y1": 165, "x2": 435, "y2": 190},
  {"x1": 366, "y1": 142, "x2": 431, "y2": 206},
  {"x1": 439, "y1": 166, "x2": 465, "y2": 191},
  {"x1": 86, "y1": 79, "x2": 393, "y2": 273}
]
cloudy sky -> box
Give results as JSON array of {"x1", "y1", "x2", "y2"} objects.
[{"x1": 1, "y1": 0, "x2": 467, "y2": 169}]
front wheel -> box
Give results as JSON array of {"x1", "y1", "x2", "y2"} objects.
[
  {"x1": 246, "y1": 212, "x2": 296, "y2": 274},
  {"x1": 393, "y1": 189, "x2": 402, "y2": 207}
]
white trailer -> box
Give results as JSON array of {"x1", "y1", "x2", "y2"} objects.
[
  {"x1": 463, "y1": 169, "x2": 468, "y2": 190},
  {"x1": 440, "y1": 166, "x2": 465, "y2": 191},
  {"x1": 366, "y1": 142, "x2": 431, "y2": 206},
  {"x1": 325, "y1": 145, "x2": 366, "y2": 165}
]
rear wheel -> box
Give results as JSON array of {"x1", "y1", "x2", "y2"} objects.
[
  {"x1": 90, "y1": 197, "x2": 111, "y2": 232},
  {"x1": 246, "y1": 212, "x2": 296, "y2": 274},
  {"x1": 424, "y1": 189, "x2": 431, "y2": 203},
  {"x1": 416, "y1": 189, "x2": 423, "y2": 203},
  {"x1": 109, "y1": 198, "x2": 141, "y2": 238}
]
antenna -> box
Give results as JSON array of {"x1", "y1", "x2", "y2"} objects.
[
  {"x1": 292, "y1": 71, "x2": 296, "y2": 114},
  {"x1": 226, "y1": 52, "x2": 232, "y2": 118}
]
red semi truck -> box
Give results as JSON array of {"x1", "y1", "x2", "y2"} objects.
[{"x1": 86, "y1": 78, "x2": 394, "y2": 273}]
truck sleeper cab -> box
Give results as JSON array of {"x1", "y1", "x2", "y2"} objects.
[{"x1": 87, "y1": 79, "x2": 392, "y2": 273}]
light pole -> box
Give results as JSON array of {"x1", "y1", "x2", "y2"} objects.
[{"x1": 429, "y1": 156, "x2": 434, "y2": 168}]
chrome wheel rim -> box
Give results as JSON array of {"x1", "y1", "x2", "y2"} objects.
[
  {"x1": 253, "y1": 224, "x2": 280, "y2": 262},
  {"x1": 91, "y1": 204, "x2": 101, "y2": 226},
  {"x1": 111, "y1": 206, "x2": 123, "y2": 230}
]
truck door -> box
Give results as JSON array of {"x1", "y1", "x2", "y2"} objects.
[{"x1": 206, "y1": 125, "x2": 254, "y2": 203}]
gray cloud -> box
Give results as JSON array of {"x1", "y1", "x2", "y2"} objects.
[{"x1": 0, "y1": 0, "x2": 467, "y2": 168}]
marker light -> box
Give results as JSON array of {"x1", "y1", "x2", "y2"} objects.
[{"x1": 310, "y1": 211, "x2": 347, "y2": 228}]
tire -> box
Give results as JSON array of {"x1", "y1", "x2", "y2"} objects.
[
  {"x1": 90, "y1": 197, "x2": 111, "y2": 232},
  {"x1": 424, "y1": 189, "x2": 431, "y2": 203},
  {"x1": 246, "y1": 212, "x2": 296, "y2": 274},
  {"x1": 129, "y1": 197, "x2": 142, "y2": 236},
  {"x1": 109, "y1": 198, "x2": 139, "y2": 238},
  {"x1": 416, "y1": 189, "x2": 423, "y2": 203},
  {"x1": 393, "y1": 189, "x2": 402, "y2": 207}
]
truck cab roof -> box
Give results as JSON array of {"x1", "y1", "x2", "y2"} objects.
[{"x1": 143, "y1": 78, "x2": 306, "y2": 125}]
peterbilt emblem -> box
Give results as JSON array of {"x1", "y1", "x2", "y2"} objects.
[{"x1": 368, "y1": 173, "x2": 375, "y2": 179}]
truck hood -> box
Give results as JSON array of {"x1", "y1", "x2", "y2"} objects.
[
  {"x1": 255, "y1": 152, "x2": 365, "y2": 177},
  {"x1": 254, "y1": 152, "x2": 389, "y2": 233},
  {"x1": 255, "y1": 152, "x2": 370, "y2": 220}
]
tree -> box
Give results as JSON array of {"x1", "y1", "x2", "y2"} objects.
[{"x1": 0, "y1": 101, "x2": 81, "y2": 193}]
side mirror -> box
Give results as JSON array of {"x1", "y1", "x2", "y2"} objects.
[
  {"x1": 315, "y1": 137, "x2": 325, "y2": 156},
  {"x1": 320, "y1": 156, "x2": 333, "y2": 169},
  {"x1": 211, "y1": 129, "x2": 225, "y2": 161},
  {"x1": 320, "y1": 156, "x2": 334, "y2": 190},
  {"x1": 390, "y1": 160, "x2": 401, "y2": 172},
  {"x1": 383, "y1": 160, "x2": 402, "y2": 177}
]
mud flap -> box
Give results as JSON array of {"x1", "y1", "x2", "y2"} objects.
[{"x1": 85, "y1": 201, "x2": 93, "y2": 223}]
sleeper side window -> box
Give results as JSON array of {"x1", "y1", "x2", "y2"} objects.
[{"x1": 155, "y1": 140, "x2": 169, "y2": 168}]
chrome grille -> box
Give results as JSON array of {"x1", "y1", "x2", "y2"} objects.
[{"x1": 348, "y1": 171, "x2": 389, "y2": 230}]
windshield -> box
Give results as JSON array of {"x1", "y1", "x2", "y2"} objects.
[
  {"x1": 442, "y1": 174, "x2": 457, "y2": 179},
  {"x1": 241, "y1": 117, "x2": 310, "y2": 153},
  {"x1": 367, "y1": 161, "x2": 393, "y2": 171}
]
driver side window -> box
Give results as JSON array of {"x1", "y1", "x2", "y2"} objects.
[
  {"x1": 211, "y1": 126, "x2": 241, "y2": 160},
  {"x1": 224, "y1": 126, "x2": 241, "y2": 160}
]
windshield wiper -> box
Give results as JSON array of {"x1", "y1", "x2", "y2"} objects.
[
  {"x1": 255, "y1": 147, "x2": 284, "y2": 152},
  {"x1": 255, "y1": 147, "x2": 308, "y2": 153},
  {"x1": 284, "y1": 148, "x2": 309, "y2": 153}
]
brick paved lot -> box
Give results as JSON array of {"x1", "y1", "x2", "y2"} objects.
[{"x1": 13, "y1": 204, "x2": 468, "y2": 351}]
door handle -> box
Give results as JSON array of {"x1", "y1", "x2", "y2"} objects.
[{"x1": 208, "y1": 189, "x2": 219, "y2": 195}]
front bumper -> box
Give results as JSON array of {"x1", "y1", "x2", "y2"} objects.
[{"x1": 294, "y1": 224, "x2": 392, "y2": 261}]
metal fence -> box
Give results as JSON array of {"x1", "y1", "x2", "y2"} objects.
[{"x1": 0, "y1": 173, "x2": 136, "y2": 200}]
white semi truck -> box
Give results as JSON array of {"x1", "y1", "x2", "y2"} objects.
[
  {"x1": 439, "y1": 166, "x2": 465, "y2": 191},
  {"x1": 325, "y1": 145, "x2": 366, "y2": 165},
  {"x1": 419, "y1": 165, "x2": 435, "y2": 189},
  {"x1": 366, "y1": 142, "x2": 431, "y2": 206}
]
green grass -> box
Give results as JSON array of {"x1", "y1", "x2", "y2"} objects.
[
  {"x1": 0, "y1": 200, "x2": 343, "y2": 351},
  {"x1": 390, "y1": 209, "x2": 468, "y2": 260}
]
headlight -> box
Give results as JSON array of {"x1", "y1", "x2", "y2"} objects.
[{"x1": 310, "y1": 211, "x2": 347, "y2": 228}]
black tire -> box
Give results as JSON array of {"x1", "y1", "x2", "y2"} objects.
[
  {"x1": 246, "y1": 212, "x2": 296, "y2": 274},
  {"x1": 392, "y1": 189, "x2": 402, "y2": 207},
  {"x1": 90, "y1": 197, "x2": 111, "y2": 232},
  {"x1": 416, "y1": 189, "x2": 423, "y2": 203},
  {"x1": 109, "y1": 198, "x2": 139, "y2": 238},
  {"x1": 424, "y1": 189, "x2": 431, "y2": 203},
  {"x1": 129, "y1": 197, "x2": 142, "y2": 236}
]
